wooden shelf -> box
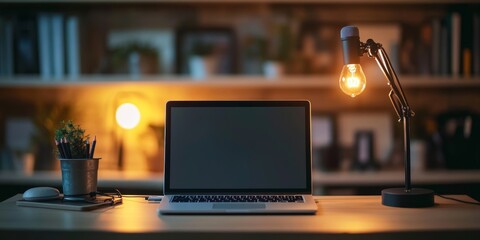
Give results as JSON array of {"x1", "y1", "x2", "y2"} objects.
[
  {"x1": 1, "y1": 75, "x2": 480, "y2": 88},
  {"x1": 0, "y1": 170, "x2": 163, "y2": 190},
  {"x1": 2, "y1": 169, "x2": 480, "y2": 191},
  {"x1": 313, "y1": 170, "x2": 480, "y2": 186}
]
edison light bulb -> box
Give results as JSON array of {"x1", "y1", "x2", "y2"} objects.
[
  {"x1": 339, "y1": 64, "x2": 367, "y2": 98},
  {"x1": 116, "y1": 103, "x2": 141, "y2": 129}
]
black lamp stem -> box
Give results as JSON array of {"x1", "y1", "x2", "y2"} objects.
[{"x1": 403, "y1": 112, "x2": 411, "y2": 191}]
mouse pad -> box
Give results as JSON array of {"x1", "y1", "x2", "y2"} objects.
[{"x1": 16, "y1": 195, "x2": 122, "y2": 211}]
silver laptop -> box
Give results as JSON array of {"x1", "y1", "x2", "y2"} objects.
[{"x1": 158, "y1": 100, "x2": 317, "y2": 214}]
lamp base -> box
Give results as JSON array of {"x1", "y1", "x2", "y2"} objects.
[{"x1": 382, "y1": 188, "x2": 434, "y2": 208}]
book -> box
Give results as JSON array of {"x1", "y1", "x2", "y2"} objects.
[
  {"x1": 460, "y1": 9, "x2": 473, "y2": 78},
  {"x1": 51, "y1": 14, "x2": 64, "y2": 80},
  {"x1": 37, "y1": 13, "x2": 52, "y2": 80},
  {"x1": 440, "y1": 18, "x2": 450, "y2": 76},
  {"x1": 13, "y1": 15, "x2": 39, "y2": 75},
  {"x1": 431, "y1": 18, "x2": 441, "y2": 75},
  {"x1": 474, "y1": 13, "x2": 480, "y2": 77},
  {"x1": 0, "y1": 17, "x2": 14, "y2": 77},
  {"x1": 399, "y1": 23, "x2": 418, "y2": 74},
  {"x1": 450, "y1": 12, "x2": 461, "y2": 78},
  {"x1": 417, "y1": 21, "x2": 433, "y2": 75},
  {"x1": 66, "y1": 16, "x2": 80, "y2": 80}
]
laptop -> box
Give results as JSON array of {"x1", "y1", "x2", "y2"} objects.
[{"x1": 158, "y1": 100, "x2": 318, "y2": 214}]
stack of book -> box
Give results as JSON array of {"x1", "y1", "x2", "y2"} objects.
[
  {"x1": 0, "y1": 14, "x2": 80, "y2": 81},
  {"x1": 430, "y1": 11, "x2": 479, "y2": 78}
]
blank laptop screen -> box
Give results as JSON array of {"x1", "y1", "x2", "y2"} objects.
[{"x1": 165, "y1": 101, "x2": 311, "y2": 193}]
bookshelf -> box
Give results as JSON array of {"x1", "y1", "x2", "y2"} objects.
[
  {"x1": 0, "y1": 0, "x2": 479, "y2": 197},
  {"x1": 1, "y1": 1, "x2": 479, "y2": 79}
]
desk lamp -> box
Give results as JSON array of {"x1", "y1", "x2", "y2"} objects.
[
  {"x1": 115, "y1": 102, "x2": 141, "y2": 170},
  {"x1": 339, "y1": 26, "x2": 434, "y2": 208}
]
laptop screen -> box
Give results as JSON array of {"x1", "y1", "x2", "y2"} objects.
[{"x1": 164, "y1": 101, "x2": 311, "y2": 194}]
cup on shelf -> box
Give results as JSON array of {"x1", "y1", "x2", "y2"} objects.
[
  {"x1": 60, "y1": 158, "x2": 100, "y2": 201},
  {"x1": 189, "y1": 56, "x2": 217, "y2": 80},
  {"x1": 263, "y1": 61, "x2": 284, "y2": 80},
  {"x1": 13, "y1": 152, "x2": 35, "y2": 174}
]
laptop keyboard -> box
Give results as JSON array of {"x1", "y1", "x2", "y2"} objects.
[{"x1": 171, "y1": 195, "x2": 304, "y2": 203}]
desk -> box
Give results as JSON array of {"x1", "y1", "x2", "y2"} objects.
[{"x1": 1, "y1": 195, "x2": 479, "y2": 240}]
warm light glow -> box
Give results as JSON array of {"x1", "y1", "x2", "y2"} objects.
[
  {"x1": 116, "y1": 103, "x2": 141, "y2": 129},
  {"x1": 339, "y1": 64, "x2": 367, "y2": 98}
]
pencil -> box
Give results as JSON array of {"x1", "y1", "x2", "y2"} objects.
[
  {"x1": 85, "y1": 140, "x2": 90, "y2": 159},
  {"x1": 55, "y1": 139, "x2": 65, "y2": 158},
  {"x1": 64, "y1": 137, "x2": 72, "y2": 159},
  {"x1": 89, "y1": 136, "x2": 96, "y2": 159},
  {"x1": 60, "y1": 138, "x2": 68, "y2": 159}
]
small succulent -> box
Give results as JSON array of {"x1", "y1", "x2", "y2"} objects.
[{"x1": 55, "y1": 120, "x2": 90, "y2": 159}]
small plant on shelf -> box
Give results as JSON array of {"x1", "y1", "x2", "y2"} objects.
[{"x1": 55, "y1": 120, "x2": 89, "y2": 159}]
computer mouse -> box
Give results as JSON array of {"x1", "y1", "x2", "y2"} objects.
[{"x1": 23, "y1": 187, "x2": 61, "y2": 201}]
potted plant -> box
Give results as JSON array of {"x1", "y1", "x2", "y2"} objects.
[
  {"x1": 110, "y1": 42, "x2": 159, "y2": 77},
  {"x1": 243, "y1": 36, "x2": 267, "y2": 74},
  {"x1": 264, "y1": 24, "x2": 293, "y2": 79},
  {"x1": 188, "y1": 41, "x2": 216, "y2": 80},
  {"x1": 55, "y1": 120, "x2": 99, "y2": 200}
]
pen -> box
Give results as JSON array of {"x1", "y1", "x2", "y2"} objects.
[
  {"x1": 85, "y1": 139, "x2": 90, "y2": 159},
  {"x1": 60, "y1": 138, "x2": 68, "y2": 159},
  {"x1": 89, "y1": 136, "x2": 96, "y2": 159},
  {"x1": 64, "y1": 137, "x2": 72, "y2": 159},
  {"x1": 55, "y1": 139, "x2": 65, "y2": 158}
]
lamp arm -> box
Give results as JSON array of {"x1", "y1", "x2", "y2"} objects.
[
  {"x1": 379, "y1": 47, "x2": 411, "y2": 113},
  {"x1": 365, "y1": 40, "x2": 414, "y2": 118}
]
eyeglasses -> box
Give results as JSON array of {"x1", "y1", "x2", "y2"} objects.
[{"x1": 63, "y1": 189, "x2": 123, "y2": 206}]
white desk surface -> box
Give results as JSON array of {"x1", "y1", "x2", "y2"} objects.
[{"x1": 1, "y1": 195, "x2": 479, "y2": 240}]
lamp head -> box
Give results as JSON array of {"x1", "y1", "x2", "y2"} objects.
[
  {"x1": 340, "y1": 26, "x2": 361, "y2": 65},
  {"x1": 339, "y1": 26, "x2": 366, "y2": 98}
]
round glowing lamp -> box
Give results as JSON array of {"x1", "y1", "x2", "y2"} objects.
[{"x1": 116, "y1": 103, "x2": 141, "y2": 130}]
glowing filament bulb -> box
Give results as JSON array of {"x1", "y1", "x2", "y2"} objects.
[
  {"x1": 116, "y1": 103, "x2": 141, "y2": 129},
  {"x1": 339, "y1": 64, "x2": 367, "y2": 98}
]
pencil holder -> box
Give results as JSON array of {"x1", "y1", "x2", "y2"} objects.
[{"x1": 60, "y1": 158, "x2": 100, "y2": 201}]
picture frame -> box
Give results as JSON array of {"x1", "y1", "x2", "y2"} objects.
[
  {"x1": 175, "y1": 27, "x2": 237, "y2": 75},
  {"x1": 337, "y1": 112, "x2": 393, "y2": 165},
  {"x1": 311, "y1": 114, "x2": 339, "y2": 171},
  {"x1": 295, "y1": 22, "x2": 343, "y2": 74},
  {"x1": 108, "y1": 29, "x2": 175, "y2": 74}
]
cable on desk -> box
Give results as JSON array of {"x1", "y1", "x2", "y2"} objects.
[
  {"x1": 436, "y1": 194, "x2": 480, "y2": 206},
  {"x1": 117, "y1": 195, "x2": 163, "y2": 203},
  {"x1": 121, "y1": 195, "x2": 150, "y2": 198}
]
